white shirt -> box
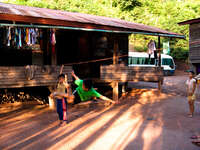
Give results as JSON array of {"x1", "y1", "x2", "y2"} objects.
[{"x1": 186, "y1": 78, "x2": 196, "y2": 94}]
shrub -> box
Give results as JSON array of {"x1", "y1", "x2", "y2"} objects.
[{"x1": 170, "y1": 47, "x2": 189, "y2": 61}]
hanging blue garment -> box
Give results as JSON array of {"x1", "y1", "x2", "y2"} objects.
[
  {"x1": 15, "y1": 28, "x2": 20, "y2": 48},
  {"x1": 15, "y1": 28, "x2": 17, "y2": 46},
  {"x1": 23, "y1": 28, "x2": 26, "y2": 45},
  {"x1": 7, "y1": 27, "x2": 11, "y2": 46},
  {"x1": 18, "y1": 28, "x2": 22, "y2": 48}
]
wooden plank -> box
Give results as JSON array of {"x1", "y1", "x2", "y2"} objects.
[
  {"x1": 100, "y1": 65, "x2": 163, "y2": 82},
  {"x1": 0, "y1": 65, "x2": 73, "y2": 88},
  {"x1": 101, "y1": 72, "x2": 163, "y2": 76}
]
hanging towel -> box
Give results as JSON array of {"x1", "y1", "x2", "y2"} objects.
[
  {"x1": 26, "y1": 28, "x2": 30, "y2": 45},
  {"x1": 31, "y1": 28, "x2": 37, "y2": 45}
]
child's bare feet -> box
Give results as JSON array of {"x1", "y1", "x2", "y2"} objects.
[
  {"x1": 188, "y1": 113, "x2": 193, "y2": 118},
  {"x1": 59, "y1": 120, "x2": 64, "y2": 126}
]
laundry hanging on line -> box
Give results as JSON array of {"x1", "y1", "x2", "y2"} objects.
[{"x1": 0, "y1": 27, "x2": 48, "y2": 49}]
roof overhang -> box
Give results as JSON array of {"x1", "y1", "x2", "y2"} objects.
[
  {"x1": 0, "y1": 2, "x2": 185, "y2": 39},
  {"x1": 0, "y1": 23, "x2": 185, "y2": 39}
]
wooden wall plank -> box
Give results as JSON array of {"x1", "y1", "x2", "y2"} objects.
[
  {"x1": 100, "y1": 65, "x2": 163, "y2": 82},
  {"x1": 0, "y1": 65, "x2": 73, "y2": 88}
]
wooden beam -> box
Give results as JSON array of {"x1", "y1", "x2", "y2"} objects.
[
  {"x1": 113, "y1": 38, "x2": 119, "y2": 65},
  {"x1": 158, "y1": 36, "x2": 162, "y2": 92},
  {"x1": 158, "y1": 36, "x2": 161, "y2": 67},
  {"x1": 112, "y1": 37, "x2": 119, "y2": 101}
]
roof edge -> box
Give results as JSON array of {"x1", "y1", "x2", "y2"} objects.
[{"x1": 178, "y1": 18, "x2": 200, "y2": 25}]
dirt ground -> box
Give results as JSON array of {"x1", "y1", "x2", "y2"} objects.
[{"x1": 1, "y1": 74, "x2": 200, "y2": 150}]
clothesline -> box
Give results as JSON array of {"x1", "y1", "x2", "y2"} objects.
[
  {"x1": 63, "y1": 54, "x2": 128, "y2": 66},
  {"x1": 0, "y1": 23, "x2": 185, "y2": 38}
]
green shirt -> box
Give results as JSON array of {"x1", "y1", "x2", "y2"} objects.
[{"x1": 75, "y1": 79, "x2": 101, "y2": 101}]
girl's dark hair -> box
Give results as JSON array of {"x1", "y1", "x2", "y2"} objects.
[
  {"x1": 58, "y1": 74, "x2": 65, "y2": 79},
  {"x1": 189, "y1": 70, "x2": 195, "y2": 75},
  {"x1": 83, "y1": 79, "x2": 93, "y2": 90}
]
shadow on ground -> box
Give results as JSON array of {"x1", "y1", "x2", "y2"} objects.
[{"x1": 0, "y1": 89, "x2": 200, "y2": 150}]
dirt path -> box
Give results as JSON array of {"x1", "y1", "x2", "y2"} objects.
[
  {"x1": 129, "y1": 75, "x2": 188, "y2": 96},
  {"x1": 1, "y1": 85, "x2": 200, "y2": 150}
]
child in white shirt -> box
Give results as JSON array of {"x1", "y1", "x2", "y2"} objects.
[{"x1": 186, "y1": 71, "x2": 197, "y2": 118}]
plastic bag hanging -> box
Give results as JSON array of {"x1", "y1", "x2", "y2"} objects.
[
  {"x1": 51, "y1": 29, "x2": 56, "y2": 45},
  {"x1": 51, "y1": 29, "x2": 56, "y2": 54}
]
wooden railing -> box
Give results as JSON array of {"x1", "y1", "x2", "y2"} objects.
[
  {"x1": 101, "y1": 64, "x2": 163, "y2": 82},
  {"x1": 0, "y1": 65, "x2": 73, "y2": 88},
  {"x1": 100, "y1": 64, "x2": 164, "y2": 100}
]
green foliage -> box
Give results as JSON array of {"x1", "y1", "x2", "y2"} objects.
[
  {"x1": 2, "y1": 0, "x2": 200, "y2": 60},
  {"x1": 170, "y1": 47, "x2": 189, "y2": 61},
  {"x1": 134, "y1": 46, "x2": 148, "y2": 52},
  {"x1": 112, "y1": 0, "x2": 142, "y2": 11}
]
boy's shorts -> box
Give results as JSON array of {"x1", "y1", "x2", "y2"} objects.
[
  {"x1": 72, "y1": 90, "x2": 82, "y2": 104},
  {"x1": 188, "y1": 95, "x2": 196, "y2": 102}
]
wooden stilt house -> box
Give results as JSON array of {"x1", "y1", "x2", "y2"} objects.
[
  {"x1": 179, "y1": 18, "x2": 200, "y2": 74},
  {"x1": 0, "y1": 2, "x2": 184, "y2": 100}
]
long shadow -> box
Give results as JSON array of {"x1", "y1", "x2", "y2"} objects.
[
  {"x1": 36, "y1": 102, "x2": 132, "y2": 149},
  {"x1": 2, "y1": 88, "x2": 183, "y2": 150},
  {"x1": 0, "y1": 89, "x2": 151, "y2": 150},
  {"x1": 0, "y1": 105, "x2": 48, "y2": 128},
  {"x1": 73, "y1": 102, "x2": 133, "y2": 150},
  {"x1": 0, "y1": 104, "x2": 46, "y2": 122},
  {"x1": 67, "y1": 106, "x2": 96, "y2": 124},
  {"x1": 7, "y1": 125, "x2": 61, "y2": 150},
  {"x1": 1, "y1": 101, "x2": 104, "y2": 149},
  {"x1": 0, "y1": 106, "x2": 59, "y2": 149},
  {"x1": 123, "y1": 92, "x2": 162, "y2": 150},
  {"x1": 1, "y1": 102, "x2": 126, "y2": 149},
  {"x1": 123, "y1": 89, "x2": 199, "y2": 150}
]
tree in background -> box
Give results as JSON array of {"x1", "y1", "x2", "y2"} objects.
[{"x1": 112, "y1": 0, "x2": 142, "y2": 11}]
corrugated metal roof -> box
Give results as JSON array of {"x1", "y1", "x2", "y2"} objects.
[
  {"x1": 0, "y1": 2, "x2": 184, "y2": 38},
  {"x1": 179, "y1": 17, "x2": 200, "y2": 25}
]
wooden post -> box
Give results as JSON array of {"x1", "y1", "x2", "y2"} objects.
[
  {"x1": 158, "y1": 36, "x2": 161, "y2": 67},
  {"x1": 158, "y1": 36, "x2": 162, "y2": 92},
  {"x1": 113, "y1": 38, "x2": 119, "y2": 65},
  {"x1": 113, "y1": 37, "x2": 119, "y2": 101},
  {"x1": 112, "y1": 81, "x2": 119, "y2": 101},
  {"x1": 158, "y1": 79, "x2": 162, "y2": 92}
]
